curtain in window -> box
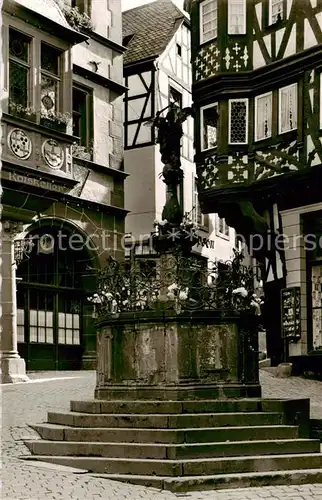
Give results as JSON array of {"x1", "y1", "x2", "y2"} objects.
[
  {"x1": 280, "y1": 84, "x2": 297, "y2": 133},
  {"x1": 271, "y1": 0, "x2": 284, "y2": 23},
  {"x1": 201, "y1": 0, "x2": 218, "y2": 42},
  {"x1": 228, "y1": 0, "x2": 246, "y2": 34},
  {"x1": 256, "y1": 94, "x2": 272, "y2": 140}
]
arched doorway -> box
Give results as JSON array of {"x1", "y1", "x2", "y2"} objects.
[{"x1": 16, "y1": 220, "x2": 98, "y2": 370}]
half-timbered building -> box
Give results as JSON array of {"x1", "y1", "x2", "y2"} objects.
[
  {"x1": 184, "y1": 0, "x2": 322, "y2": 373},
  {"x1": 122, "y1": 0, "x2": 236, "y2": 266},
  {"x1": 1, "y1": 0, "x2": 127, "y2": 380}
]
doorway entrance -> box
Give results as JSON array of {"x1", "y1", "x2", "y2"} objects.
[{"x1": 16, "y1": 223, "x2": 96, "y2": 370}]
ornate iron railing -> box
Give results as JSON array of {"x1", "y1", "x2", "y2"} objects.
[{"x1": 89, "y1": 251, "x2": 262, "y2": 318}]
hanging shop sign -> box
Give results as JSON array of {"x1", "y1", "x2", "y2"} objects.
[{"x1": 281, "y1": 287, "x2": 301, "y2": 342}]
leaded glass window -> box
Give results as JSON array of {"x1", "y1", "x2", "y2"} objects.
[
  {"x1": 228, "y1": 0, "x2": 246, "y2": 34},
  {"x1": 201, "y1": 103, "x2": 218, "y2": 151},
  {"x1": 200, "y1": 0, "x2": 218, "y2": 44},
  {"x1": 229, "y1": 99, "x2": 248, "y2": 144},
  {"x1": 270, "y1": 0, "x2": 285, "y2": 24},
  {"x1": 279, "y1": 83, "x2": 297, "y2": 134},
  {"x1": 9, "y1": 29, "x2": 31, "y2": 107},
  {"x1": 41, "y1": 43, "x2": 61, "y2": 116},
  {"x1": 255, "y1": 92, "x2": 272, "y2": 141}
]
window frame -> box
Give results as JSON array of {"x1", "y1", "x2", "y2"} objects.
[
  {"x1": 278, "y1": 83, "x2": 298, "y2": 135},
  {"x1": 254, "y1": 91, "x2": 273, "y2": 142},
  {"x1": 200, "y1": 102, "x2": 218, "y2": 152},
  {"x1": 8, "y1": 28, "x2": 32, "y2": 108},
  {"x1": 199, "y1": 0, "x2": 218, "y2": 45},
  {"x1": 228, "y1": 98, "x2": 249, "y2": 145},
  {"x1": 192, "y1": 175, "x2": 204, "y2": 227},
  {"x1": 40, "y1": 42, "x2": 62, "y2": 117},
  {"x1": 216, "y1": 216, "x2": 230, "y2": 240},
  {"x1": 269, "y1": 0, "x2": 286, "y2": 25},
  {"x1": 72, "y1": 83, "x2": 93, "y2": 149},
  {"x1": 228, "y1": 0, "x2": 246, "y2": 35}
]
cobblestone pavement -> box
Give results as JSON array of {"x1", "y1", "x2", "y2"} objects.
[{"x1": 2, "y1": 369, "x2": 322, "y2": 499}]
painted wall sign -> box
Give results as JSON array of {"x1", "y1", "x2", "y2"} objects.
[
  {"x1": 281, "y1": 287, "x2": 301, "y2": 342},
  {"x1": 2, "y1": 170, "x2": 70, "y2": 193},
  {"x1": 195, "y1": 236, "x2": 215, "y2": 249}
]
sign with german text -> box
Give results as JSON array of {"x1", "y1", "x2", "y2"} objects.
[{"x1": 281, "y1": 287, "x2": 301, "y2": 342}]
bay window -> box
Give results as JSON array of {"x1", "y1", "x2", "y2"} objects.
[
  {"x1": 228, "y1": 0, "x2": 246, "y2": 34},
  {"x1": 229, "y1": 99, "x2": 248, "y2": 144},
  {"x1": 200, "y1": 0, "x2": 218, "y2": 44},
  {"x1": 255, "y1": 92, "x2": 272, "y2": 141},
  {"x1": 279, "y1": 83, "x2": 297, "y2": 134},
  {"x1": 201, "y1": 103, "x2": 218, "y2": 151},
  {"x1": 9, "y1": 28, "x2": 31, "y2": 107}
]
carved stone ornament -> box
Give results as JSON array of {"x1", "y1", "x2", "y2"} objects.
[
  {"x1": 42, "y1": 139, "x2": 64, "y2": 169},
  {"x1": 8, "y1": 128, "x2": 32, "y2": 159}
]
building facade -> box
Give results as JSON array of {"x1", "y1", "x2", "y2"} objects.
[
  {"x1": 1, "y1": 0, "x2": 126, "y2": 380},
  {"x1": 122, "y1": 0, "x2": 236, "y2": 267},
  {"x1": 185, "y1": 0, "x2": 322, "y2": 373}
]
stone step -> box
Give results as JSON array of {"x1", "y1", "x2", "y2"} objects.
[
  {"x1": 70, "y1": 399, "x2": 265, "y2": 415},
  {"x1": 26, "y1": 438, "x2": 321, "y2": 460},
  {"x1": 32, "y1": 423, "x2": 299, "y2": 443},
  {"x1": 23, "y1": 452, "x2": 322, "y2": 476},
  {"x1": 91, "y1": 468, "x2": 322, "y2": 491},
  {"x1": 47, "y1": 411, "x2": 283, "y2": 429}
]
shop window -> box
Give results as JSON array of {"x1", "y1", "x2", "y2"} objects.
[
  {"x1": 41, "y1": 43, "x2": 62, "y2": 117},
  {"x1": 17, "y1": 309, "x2": 25, "y2": 343},
  {"x1": 229, "y1": 99, "x2": 248, "y2": 144},
  {"x1": 200, "y1": 0, "x2": 218, "y2": 44},
  {"x1": 201, "y1": 103, "x2": 218, "y2": 151},
  {"x1": 72, "y1": 85, "x2": 93, "y2": 148},
  {"x1": 255, "y1": 92, "x2": 272, "y2": 141},
  {"x1": 279, "y1": 83, "x2": 297, "y2": 134},
  {"x1": 228, "y1": 0, "x2": 246, "y2": 34},
  {"x1": 269, "y1": 0, "x2": 286, "y2": 24},
  {"x1": 311, "y1": 265, "x2": 322, "y2": 350},
  {"x1": 9, "y1": 28, "x2": 31, "y2": 107}
]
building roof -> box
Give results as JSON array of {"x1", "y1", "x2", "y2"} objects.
[{"x1": 122, "y1": 0, "x2": 186, "y2": 66}]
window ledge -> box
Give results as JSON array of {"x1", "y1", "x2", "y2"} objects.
[{"x1": 2, "y1": 113, "x2": 78, "y2": 144}]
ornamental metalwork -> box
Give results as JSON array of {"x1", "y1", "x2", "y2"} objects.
[
  {"x1": 42, "y1": 139, "x2": 64, "y2": 169},
  {"x1": 8, "y1": 128, "x2": 32, "y2": 159},
  {"x1": 14, "y1": 237, "x2": 35, "y2": 264},
  {"x1": 89, "y1": 251, "x2": 263, "y2": 319}
]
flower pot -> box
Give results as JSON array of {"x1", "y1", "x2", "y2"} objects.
[
  {"x1": 40, "y1": 118, "x2": 67, "y2": 133},
  {"x1": 10, "y1": 110, "x2": 37, "y2": 123}
]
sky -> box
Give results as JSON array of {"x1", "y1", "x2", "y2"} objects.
[{"x1": 121, "y1": 0, "x2": 184, "y2": 12}]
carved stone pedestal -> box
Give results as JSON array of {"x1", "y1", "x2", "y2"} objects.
[
  {"x1": 1, "y1": 221, "x2": 29, "y2": 383},
  {"x1": 95, "y1": 310, "x2": 261, "y2": 400}
]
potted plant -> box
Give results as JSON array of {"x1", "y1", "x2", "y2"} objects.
[
  {"x1": 8, "y1": 102, "x2": 37, "y2": 123},
  {"x1": 40, "y1": 111, "x2": 71, "y2": 132},
  {"x1": 63, "y1": 6, "x2": 93, "y2": 32}
]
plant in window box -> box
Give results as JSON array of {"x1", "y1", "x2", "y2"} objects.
[
  {"x1": 72, "y1": 141, "x2": 93, "y2": 161},
  {"x1": 40, "y1": 111, "x2": 71, "y2": 132},
  {"x1": 63, "y1": 6, "x2": 93, "y2": 32},
  {"x1": 9, "y1": 102, "x2": 37, "y2": 123}
]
